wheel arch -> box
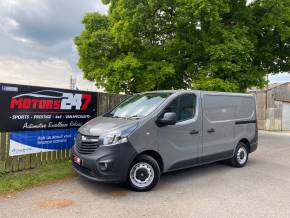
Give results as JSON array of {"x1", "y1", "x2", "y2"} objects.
[
  {"x1": 135, "y1": 150, "x2": 164, "y2": 173},
  {"x1": 238, "y1": 138, "x2": 250, "y2": 152}
]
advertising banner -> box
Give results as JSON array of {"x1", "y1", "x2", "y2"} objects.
[
  {"x1": 9, "y1": 129, "x2": 78, "y2": 156},
  {"x1": 0, "y1": 83, "x2": 98, "y2": 132}
]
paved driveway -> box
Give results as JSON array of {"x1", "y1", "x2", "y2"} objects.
[{"x1": 1, "y1": 131, "x2": 290, "y2": 218}]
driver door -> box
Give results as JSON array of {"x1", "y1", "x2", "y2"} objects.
[{"x1": 157, "y1": 93, "x2": 202, "y2": 172}]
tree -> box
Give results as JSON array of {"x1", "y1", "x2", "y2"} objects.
[{"x1": 75, "y1": 0, "x2": 290, "y2": 94}]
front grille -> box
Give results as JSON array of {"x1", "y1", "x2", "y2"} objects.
[{"x1": 75, "y1": 133, "x2": 100, "y2": 154}]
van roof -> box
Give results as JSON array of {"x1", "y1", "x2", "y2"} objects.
[{"x1": 141, "y1": 90, "x2": 253, "y2": 97}]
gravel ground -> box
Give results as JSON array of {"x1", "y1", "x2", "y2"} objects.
[{"x1": 1, "y1": 131, "x2": 290, "y2": 218}]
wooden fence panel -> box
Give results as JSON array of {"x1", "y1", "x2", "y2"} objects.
[
  {"x1": 0, "y1": 92, "x2": 128, "y2": 173},
  {"x1": 18, "y1": 155, "x2": 25, "y2": 171},
  {"x1": 30, "y1": 153, "x2": 37, "y2": 168},
  {"x1": 0, "y1": 133, "x2": 6, "y2": 172}
]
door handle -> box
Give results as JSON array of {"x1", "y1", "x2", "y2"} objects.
[
  {"x1": 189, "y1": 129, "x2": 199, "y2": 135},
  {"x1": 207, "y1": 128, "x2": 215, "y2": 133}
]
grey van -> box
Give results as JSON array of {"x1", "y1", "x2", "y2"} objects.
[{"x1": 72, "y1": 90, "x2": 258, "y2": 191}]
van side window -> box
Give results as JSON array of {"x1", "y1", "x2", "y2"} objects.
[{"x1": 163, "y1": 94, "x2": 196, "y2": 122}]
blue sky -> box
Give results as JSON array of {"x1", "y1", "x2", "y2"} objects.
[
  {"x1": 268, "y1": 73, "x2": 290, "y2": 83},
  {"x1": 0, "y1": 0, "x2": 288, "y2": 90}
]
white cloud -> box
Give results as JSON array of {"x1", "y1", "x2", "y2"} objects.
[
  {"x1": 0, "y1": 0, "x2": 107, "y2": 46},
  {"x1": 0, "y1": 0, "x2": 108, "y2": 92},
  {"x1": 0, "y1": 0, "x2": 108, "y2": 64},
  {"x1": 0, "y1": 17, "x2": 19, "y2": 30},
  {"x1": 0, "y1": 56, "x2": 101, "y2": 91}
]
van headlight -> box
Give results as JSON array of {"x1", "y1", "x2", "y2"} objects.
[{"x1": 100, "y1": 124, "x2": 138, "y2": 146}]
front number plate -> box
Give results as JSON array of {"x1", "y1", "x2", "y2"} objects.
[{"x1": 73, "y1": 155, "x2": 82, "y2": 165}]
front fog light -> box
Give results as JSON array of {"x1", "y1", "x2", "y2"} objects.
[
  {"x1": 99, "y1": 162, "x2": 108, "y2": 171},
  {"x1": 99, "y1": 161, "x2": 113, "y2": 171}
]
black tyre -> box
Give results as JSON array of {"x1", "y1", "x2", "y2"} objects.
[
  {"x1": 127, "y1": 154, "x2": 160, "y2": 192},
  {"x1": 230, "y1": 142, "x2": 249, "y2": 168}
]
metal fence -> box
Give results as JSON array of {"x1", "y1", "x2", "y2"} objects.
[{"x1": 0, "y1": 92, "x2": 128, "y2": 173}]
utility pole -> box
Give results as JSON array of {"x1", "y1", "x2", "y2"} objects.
[
  {"x1": 265, "y1": 74, "x2": 269, "y2": 109},
  {"x1": 69, "y1": 75, "x2": 76, "y2": 90},
  {"x1": 265, "y1": 74, "x2": 269, "y2": 130}
]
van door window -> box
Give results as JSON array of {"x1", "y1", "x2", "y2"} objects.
[
  {"x1": 163, "y1": 94, "x2": 196, "y2": 122},
  {"x1": 164, "y1": 98, "x2": 178, "y2": 114},
  {"x1": 179, "y1": 94, "x2": 196, "y2": 121}
]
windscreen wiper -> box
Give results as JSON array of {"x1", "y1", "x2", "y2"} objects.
[
  {"x1": 126, "y1": 115, "x2": 144, "y2": 120},
  {"x1": 112, "y1": 115, "x2": 127, "y2": 119}
]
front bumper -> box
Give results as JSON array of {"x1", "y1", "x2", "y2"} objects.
[{"x1": 72, "y1": 141, "x2": 137, "y2": 183}]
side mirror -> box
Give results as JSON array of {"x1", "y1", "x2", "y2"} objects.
[{"x1": 157, "y1": 112, "x2": 177, "y2": 126}]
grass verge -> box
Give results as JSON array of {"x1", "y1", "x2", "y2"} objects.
[{"x1": 0, "y1": 161, "x2": 75, "y2": 195}]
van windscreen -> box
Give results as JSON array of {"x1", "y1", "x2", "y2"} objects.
[{"x1": 104, "y1": 93, "x2": 172, "y2": 119}]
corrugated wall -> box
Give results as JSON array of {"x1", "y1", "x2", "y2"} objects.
[{"x1": 251, "y1": 83, "x2": 290, "y2": 131}]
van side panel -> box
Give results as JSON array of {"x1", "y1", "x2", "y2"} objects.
[
  {"x1": 201, "y1": 93, "x2": 257, "y2": 162},
  {"x1": 201, "y1": 94, "x2": 236, "y2": 160}
]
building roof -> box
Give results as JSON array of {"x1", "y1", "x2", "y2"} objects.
[
  {"x1": 267, "y1": 83, "x2": 287, "y2": 90},
  {"x1": 249, "y1": 82, "x2": 290, "y2": 92}
]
